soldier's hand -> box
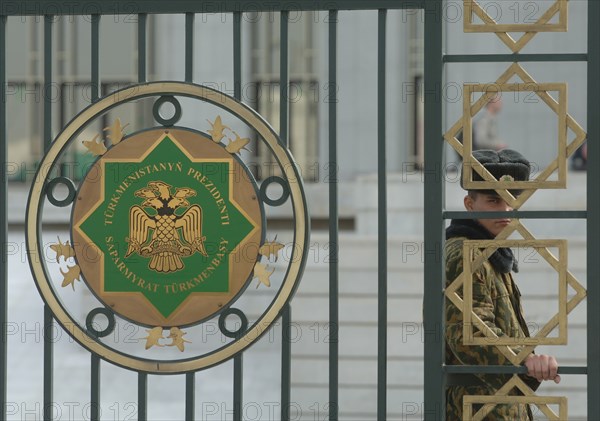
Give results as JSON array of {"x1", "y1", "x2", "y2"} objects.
[{"x1": 524, "y1": 354, "x2": 561, "y2": 384}]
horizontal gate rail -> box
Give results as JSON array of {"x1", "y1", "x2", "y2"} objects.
[
  {"x1": 445, "y1": 366, "x2": 587, "y2": 375},
  {"x1": 0, "y1": 1, "x2": 426, "y2": 15},
  {"x1": 443, "y1": 211, "x2": 588, "y2": 219},
  {"x1": 443, "y1": 53, "x2": 588, "y2": 63}
]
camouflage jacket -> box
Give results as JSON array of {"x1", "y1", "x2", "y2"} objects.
[{"x1": 444, "y1": 220, "x2": 540, "y2": 420}]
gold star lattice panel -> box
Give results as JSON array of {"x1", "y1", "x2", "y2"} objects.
[
  {"x1": 463, "y1": 239, "x2": 567, "y2": 346},
  {"x1": 463, "y1": 375, "x2": 567, "y2": 421},
  {"x1": 462, "y1": 83, "x2": 567, "y2": 190},
  {"x1": 463, "y1": 0, "x2": 568, "y2": 53},
  {"x1": 444, "y1": 63, "x2": 587, "y2": 210},
  {"x1": 444, "y1": 220, "x2": 586, "y2": 366}
]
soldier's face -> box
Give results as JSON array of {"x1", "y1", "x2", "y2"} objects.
[{"x1": 464, "y1": 193, "x2": 512, "y2": 237}]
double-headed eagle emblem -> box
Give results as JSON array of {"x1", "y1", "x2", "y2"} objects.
[{"x1": 125, "y1": 181, "x2": 207, "y2": 273}]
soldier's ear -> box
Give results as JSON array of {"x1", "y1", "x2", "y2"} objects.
[{"x1": 464, "y1": 195, "x2": 473, "y2": 211}]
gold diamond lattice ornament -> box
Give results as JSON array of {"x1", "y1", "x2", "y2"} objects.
[
  {"x1": 463, "y1": 375, "x2": 567, "y2": 421},
  {"x1": 463, "y1": 238, "x2": 567, "y2": 346},
  {"x1": 463, "y1": 0, "x2": 568, "y2": 53},
  {"x1": 444, "y1": 220, "x2": 586, "y2": 366},
  {"x1": 444, "y1": 63, "x2": 587, "y2": 210}
]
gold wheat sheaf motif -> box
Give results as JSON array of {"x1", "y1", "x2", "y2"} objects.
[
  {"x1": 50, "y1": 236, "x2": 82, "y2": 290},
  {"x1": 125, "y1": 181, "x2": 208, "y2": 273}
]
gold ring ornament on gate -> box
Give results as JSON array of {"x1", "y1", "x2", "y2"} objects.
[{"x1": 26, "y1": 82, "x2": 309, "y2": 373}]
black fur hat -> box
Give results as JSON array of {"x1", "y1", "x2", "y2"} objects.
[{"x1": 461, "y1": 149, "x2": 531, "y2": 193}]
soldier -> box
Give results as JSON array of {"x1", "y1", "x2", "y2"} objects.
[{"x1": 445, "y1": 149, "x2": 561, "y2": 420}]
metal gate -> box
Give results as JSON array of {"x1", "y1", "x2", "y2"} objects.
[
  {"x1": 0, "y1": 1, "x2": 598, "y2": 420},
  {"x1": 424, "y1": 1, "x2": 599, "y2": 420}
]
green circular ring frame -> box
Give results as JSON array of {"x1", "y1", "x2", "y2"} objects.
[
  {"x1": 46, "y1": 176, "x2": 77, "y2": 207},
  {"x1": 152, "y1": 95, "x2": 182, "y2": 126},
  {"x1": 26, "y1": 82, "x2": 310, "y2": 373}
]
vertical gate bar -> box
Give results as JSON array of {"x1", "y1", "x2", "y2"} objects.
[
  {"x1": 91, "y1": 15, "x2": 100, "y2": 102},
  {"x1": 281, "y1": 305, "x2": 291, "y2": 421},
  {"x1": 90, "y1": 354, "x2": 100, "y2": 421},
  {"x1": 233, "y1": 356, "x2": 243, "y2": 420},
  {"x1": 376, "y1": 9, "x2": 388, "y2": 421},
  {"x1": 588, "y1": 0, "x2": 600, "y2": 417},
  {"x1": 43, "y1": 15, "x2": 54, "y2": 421},
  {"x1": 423, "y1": 1, "x2": 445, "y2": 419},
  {"x1": 0, "y1": 15, "x2": 7, "y2": 421},
  {"x1": 279, "y1": 10, "x2": 291, "y2": 421},
  {"x1": 233, "y1": 11, "x2": 242, "y2": 100},
  {"x1": 232, "y1": 13, "x2": 244, "y2": 421},
  {"x1": 44, "y1": 15, "x2": 53, "y2": 151},
  {"x1": 138, "y1": 13, "x2": 147, "y2": 83},
  {"x1": 185, "y1": 372, "x2": 195, "y2": 420},
  {"x1": 185, "y1": 12, "x2": 194, "y2": 83},
  {"x1": 279, "y1": 11, "x2": 289, "y2": 147},
  {"x1": 327, "y1": 10, "x2": 339, "y2": 421},
  {"x1": 90, "y1": 15, "x2": 102, "y2": 418},
  {"x1": 43, "y1": 307, "x2": 54, "y2": 419},
  {"x1": 138, "y1": 372, "x2": 147, "y2": 420}
]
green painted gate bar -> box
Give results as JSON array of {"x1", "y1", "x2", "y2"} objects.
[
  {"x1": 185, "y1": 12, "x2": 195, "y2": 83},
  {"x1": 328, "y1": 9, "x2": 339, "y2": 421},
  {"x1": 0, "y1": 14, "x2": 6, "y2": 421},
  {"x1": 0, "y1": 1, "x2": 598, "y2": 420},
  {"x1": 43, "y1": 14, "x2": 55, "y2": 421},
  {"x1": 423, "y1": 1, "x2": 445, "y2": 418},
  {"x1": 138, "y1": 13, "x2": 147, "y2": 83},
  {"x1": 377, "y1": 8, "x2": 388, "y2": 421},
  {"x1": 233, "y1": 16, "x2": 245, "y2": 421},
  {"x1": 91, "y1": 14, "x2": 100, "y2": 101},
  {"x1": 588, "y1": 0, "x2": 600, "y2": 417},
  {"x1": 137, "y1": 10, "x2": 149, "y2": 415},
  {"x1": 90, "y1": 15, "x2": 103, "y2": 421},
  {"x1": 279, "y1": 11, "x2": 292, "y2": 420}
]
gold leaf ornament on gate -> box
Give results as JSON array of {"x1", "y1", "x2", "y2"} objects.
[
  {"x1": 225, "y1": 131, "x2": 251, "y2": 154},
  {"x1": 50, "y1": 236, "x2": 81, "y2": 290},
  {"x1": 141, "y1": 326, "x2": 191, "y2": 352},
  {"x1": 125, "y1": 181, "x2": 208, "y2": 273},
  {"x1": 50, "y1": 236, "x2": 76, "y2": 262},
  {"x1": 82, "y1": 133, "x2": 107, "y2": 156},
  {"x1": 207, "y1": 116, "x2": 252, "y2": 155},
  {"x1": 82, "y1": 118, "x2": 129, "y2": 156},
  {"x1": 259, "y1": 236, "x2": 285, "y2": 262},
  {"x1": 103, "y1": 118, "x2": 129, "y2": 146},
  {"x1": 207, "y1": 116, "x2": 229, "y2": 143}
]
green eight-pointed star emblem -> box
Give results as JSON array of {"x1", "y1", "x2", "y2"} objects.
[{"x1": 73, "y1": 130, "x2": 262, "y2": 327}]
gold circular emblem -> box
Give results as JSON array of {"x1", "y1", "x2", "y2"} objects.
[
  {"x1": 26, "y1": 83, "x2": 309, "y2": 373},
  {"x1": 72, "y1": 128, "x2": 263, "y2": 327}
]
